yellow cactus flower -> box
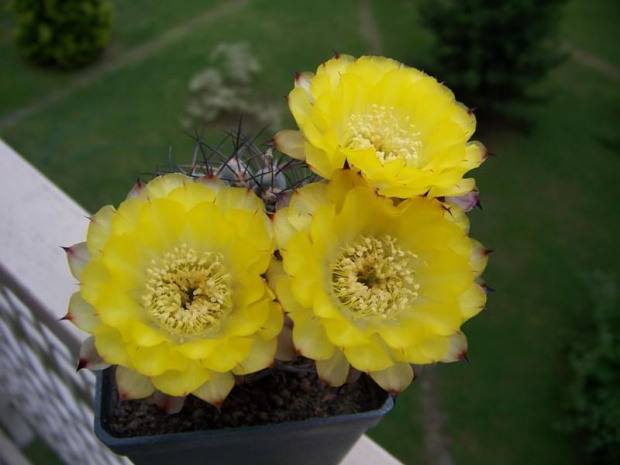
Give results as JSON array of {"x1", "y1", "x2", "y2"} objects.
[
  {"x1": 274, "y1": 54, "x2": 486, "y2": 199},
  {"x1": 269, "y1": 171, "x2": 488, "y2": 393},
  {"x1": 65, "y1": 174, "x2": 282, "y2": 405}
]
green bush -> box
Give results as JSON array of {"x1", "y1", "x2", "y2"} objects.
[
  {"x1": 563, "y1": 271, "x2": 620, "y2": 464},
  {"x1": 182, "y1": 42, "x2": 280, "y2": 131},
  {"x1": 11, "y1": 0, "x2": 112, "y2": 70},
  {"x1": 419, "y1": 0, "x2": 566, "y2": 118}
]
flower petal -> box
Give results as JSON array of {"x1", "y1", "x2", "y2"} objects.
[
  {"x1": 115, "y1": 366, "x2": 155, "y2": 400},
  {"x1": 86, "y1": 205, "x2": 115, "y2": 257},
  {"x1": 93, "y1": 326, "x2": 132, "y2": 366},
  {"x1": 292, "y1": 313, "x2": 334, "y2": 360},
  {"x1": 343, "y1": 336, "x2": 393, "y2": 372},
  {"x1": 316, "y1": 350, "x2": 350, "y2": 387},
  {"x1": 369, "y1": 362, "x2": 414, "y2": 393},
  {"x1": 440, "y1": 331, "x2": 468, "y2": 363},
  {"x1": 67, "y1": 292, "x2": 100, "y2": 332},
  {"x1": 78, "y1": 336, "x2": 110, "y2": 371},
  {"x1": 192, "y1": 371, "x2": 235, "y2": 407},
  {"x1": 232, "y1": 337, "x2": 276, "y2": 375},
  {"x1": 64, "y1": 242, "x2": 90, "y2": 280},
  {"x1": 273, "y1": 130, "x2": 306, "y2": 161},
  {"x1": 202, "y1": 337, "x2": 253, "y2": 372},
  {"x1": 151, "y1": 361, "x2": 211, "y2": 397}
]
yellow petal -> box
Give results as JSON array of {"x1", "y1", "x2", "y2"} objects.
[
  {"x1": 93, "y1": 326, "x2": 132, "y2": 367},
  {"x1": 67, "y1": 292, "x2": 100, "y2": 333},
  {"x1": 292, "y1": 313, "x2": 334, "y2": 360},
  {"x1": 168, "y1": 182, "x2": 216, "y2": 211},
  {"x1": 143, "y1": 174, "x2": 190, "y2": 200},
  {"x1": 176, "y1": 338, "x2": 220, "y2": 360},
  {"x1": 232, "y1": 337, "x2": 276, "y2": 375},
  {"x1": 314, "y1": 54, "x2": 356, "y2": 94},
  {"x1": 129, "y1": 320, "x2": 168, "y2": 348},
  {"x1": 316, "y1": 349, "x2": 350, "y2": 387},
  {"x1": 323, "y1": 317, "x2": 369, "y2": 347},
  {"x1": 343, "y1": 336, "x2": 393, "y2": 372},
  {"x1": 112, "y1": 197, "x2": 143, "y2": 235},
  {"x1": 151, "y1": 361, "x2": 211, "y2": 396},
  {"x1": 78, "y1": 336, "x2": 110, "y2": 371},
  {"x1": 100, "y1": 234, "x2": 142, "y2": 289},
  {"x1": 267, "y1": 260, "x2": 306, "y2": 315},
  {"x1": 369, "y1": 362, "x2": 414, "y2": 393},
  {"x1": 274, "y1": 130, "x2": 306, "y2": 161},
  {"x1": 470, "y1": 239, "x2": 489, "y2": 278},
  {"x1": 294, "y1": 71, "x2": 315, "y2": 96},
  {"x1": 115, "y1": 366, "x2": 155, "y2": 400},
  {"x1": 65, "y1": 242, "x2": 90, "y2": 280},
  {"x1": 375, "y1": 319, "x2": 432, "y2": 349},
  {"x1": 399, "y1": 335, "x2": 450, "y2": 364},
  {"x1": 257, "y1": 300, "x2": 284, "y2": 341},
  {"x1": 216, "y1": 185, "x2": 266, "y2": 216},
  {"x1": 192, "y1": 371, "x2": 235, "y2": 406},
  {"x1": 95, "y1": 289, "x2": 141, "y2": 327},
  {"x1": 440, "y1": 331, "x2": 468, "y2": 362},
  {"x1": 224, "y1": 296, "x2": 271, "y2": 338},
  {"x1": 126, "y1": 342, "x2": 189, "y2": 377},
  {"x1": 288, "y1": 86, "x2": 313, "y2": 125},
  {"x1": 134, "y1": 198, "x2": 186, "y2": 251},
  {"x1": 459, "y1": 282, "x2": 486, "y2": 320},
  {"x1": 86, "y1": 205, "x2": 115, "y2": 257},
  {"x1": 273, "y1": 209, "x2": 297, "y2": 250},
  {"x1": 202, "y1": 337, "x2": 253, "y2": 372}
]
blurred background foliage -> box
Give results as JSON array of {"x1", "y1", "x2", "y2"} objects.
[
  {"x1": 419, "y1": 0, "x2": 568, "y2": 121},
  {"x1": 1, "y1": 0, "x2": 619, "y2": 464},
  {"x1": 9, "y1": 0, "x2": 112, "y2": 70}
]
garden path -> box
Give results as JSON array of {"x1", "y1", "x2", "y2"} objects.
[{"x1": 561, "y1": 42, "x2": 620, "y2": 80}]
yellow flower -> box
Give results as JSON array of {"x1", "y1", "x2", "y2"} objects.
[
  {"x1": 269, "y1": 171, "x2": 487, "y2": 393},
  {"x1": 65, "y1": 174, "x2": 282, "y2": 405},
  {"x1": 274, "y1": 54, "x2": 486, "y2": 199}
]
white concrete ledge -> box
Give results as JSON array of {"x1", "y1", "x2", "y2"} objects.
[
  {"x1": 0, "y1": 139, "x2": 90, "y2": 353},
  {"x1": 343, "y1": 435, "x2": 402, "y2": 465}
]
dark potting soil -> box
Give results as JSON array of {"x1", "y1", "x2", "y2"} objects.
[{"x1": 105, "y1": 367, "x2": 388, "y2": 437}]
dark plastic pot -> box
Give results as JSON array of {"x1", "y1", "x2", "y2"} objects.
[{"x1": 95, "y1": 369, "x2": 393, "y2": 465}]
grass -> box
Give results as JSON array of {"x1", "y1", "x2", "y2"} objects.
[{"x1": 1, "y1": 0, "x2": 619, "y2": 464}]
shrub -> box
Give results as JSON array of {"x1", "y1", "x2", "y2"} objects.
[
  {"x1": 419, "y1": 0, "x2": 567, "y2": 117},
  {"x1": 562, "y1": 271, "x2": 620, "y2": 464},
  {"x1": 11, "y1": 0, "x2": 112, "y2": 70},
  {"x1": 183, "y1": 42, "x2": 280, "y2": 131}
]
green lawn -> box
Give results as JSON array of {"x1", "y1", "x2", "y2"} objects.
[{"x1": 2, "y1": 0, "x2": 619, "y2": 464}]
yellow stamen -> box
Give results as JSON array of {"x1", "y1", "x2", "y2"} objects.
[
  {"x1": 331, "y1": 235, "x2": 419, "y2": 319},
  {"x1": 142, "y1": 244, "x2": 232, "y2": 337},
  {"x1": 347, "y1": 104, "x2": 422, "y2": 164}
]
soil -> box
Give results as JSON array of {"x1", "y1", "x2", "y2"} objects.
[{"x1": 105, "y1": 367, "x2": 388, "y2": 437}]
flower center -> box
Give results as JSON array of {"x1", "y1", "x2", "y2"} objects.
[
  {"x1": 142, "y1": 244, "x2": 232, "y2": 337},
  {"x1": 331, "y1": 235, "x2": 419, "y2": 320},
  {"x1": 347, "y1": 104, "x2": 422, "y2": 165}
]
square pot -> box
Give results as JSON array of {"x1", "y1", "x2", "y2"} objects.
[{"x1": 95, "y1": 369, "x2": 394, "y2": 465}]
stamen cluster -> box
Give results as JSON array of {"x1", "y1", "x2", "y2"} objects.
[
  {"x1": 143, "y1": 244, "x2": 232, "y2": 337},
  {"x1": 331, "y1": 235, "x2": 418, "y2": 319},
  {"x1": 347, "y1": 104, "x2": 422, "y2": 165}
]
